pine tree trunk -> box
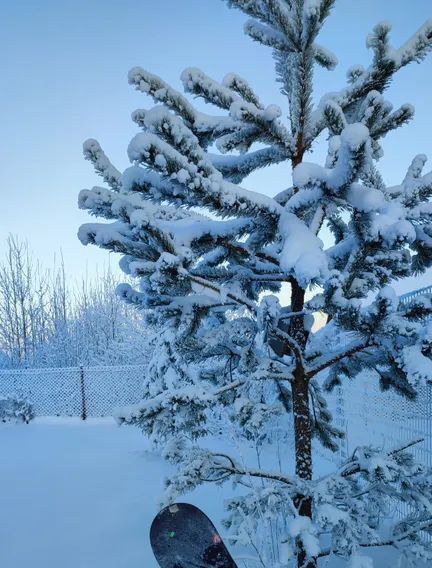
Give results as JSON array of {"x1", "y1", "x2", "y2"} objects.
[
  {"x1": 291, "y1": 131, "x2": 316, "y2": 567},
  {"x1": 292, "y1": 368, "x2": 315, "y2": 568}
]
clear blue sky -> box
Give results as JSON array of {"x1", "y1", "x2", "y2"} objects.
[{"x1": 1, "y1": 0, "x2": 431, "y2": 292}]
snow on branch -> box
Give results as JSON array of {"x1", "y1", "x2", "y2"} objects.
[
  {"x1": 128, "y1": 67, "x2": 197, "y2": 126},
  {"x1": 309, "y1": 20, "x2": 432, "y2": 144},
  {"x1": 306, "y1": 338, "x2": 371, "y2": 378},
  {"x1": 291, "y1": 124, "x2": 370, "y2": 198},
  {"x1": 79, "y1": 186, "x2": 122, "y2": 220},
  {"x1": 390, "y1": 19, "x2": 432, "y2": 68},
  {"x1": 244, "y1": 18, "x2": 291, "y2": 51},
  {"x1": 327, "y1": 123, "x2": 370, "y2": 190},
  {"x1": 313, "y1": 43, "x2": 338, "y2": 70},
  {"x1": 180, "y1": 68, "x2": 295, "y2": 153},
  {"x1": 230, "y1": 99, "x2": 294, "y2": 151},
  {"x1": 181, "y1": 67, "x2": 239, "y2": 110},
  {"x1": 116, "y1": 386, "x2": 212, "y2": 442},
  {"x1": 83, "y1": 139, "x2": 122, "y2": 191},
  {"x1": 78, "y1": 221, "x2": 151, "y2": 259},
  {"x1": 303, "y1": 0, "x2": 337, "y2": 45},
  {"x1": 163, "y1": 445, "x2": 295, "y2": 498},
  {"x1": 128, "y1": 130, "x2": 283, "y2": 221},
  {"x1": 209, "y1": 146, "x2": 287, "y2": 183},
  {"x1": 366, "y1": 21, "x2": 392, "y2": 67},
  {"x1": 279, "y1": 212, "x2": 328, "y2": 287},
  {"x1": 223, "y1": 73, "x2": 263, "y2": 108},
  {"x1": 371, "y1": 103, "x2": 415, "y2": 139}
]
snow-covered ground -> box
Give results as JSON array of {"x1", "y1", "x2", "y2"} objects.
[
  {"x1": 0, "y1": 418, "x2": 229, "y2": 568},
  {"x1": 0, "y1": 419, "x2": 412, "y2": 568}
]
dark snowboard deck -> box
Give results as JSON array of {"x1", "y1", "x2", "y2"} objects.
[{"x1": 150, "y1": 502, "x2": 238, "y2": 568}]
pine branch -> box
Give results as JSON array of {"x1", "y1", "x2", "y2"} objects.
[
  {"x1": 128, "y1": 67, "x2": 196, "y2": 125},
  {"x1": 309, "y1": 20, "x2": 432, "y2": 142},
  {"x1": 220, "y1": 459, "x2": 295, "y2": 487},
  {"x1": 210, "y1": 146, "x2": 287, "y2": 183},
  {"x1": 83, "y1": 139, "x2": 122, "y2": 191},
  {"x1": 318, "y1": 517, "x2": 432, "y2": 558},
  {"x1": 306, "y1": 338, "x2": 371, "y2": 378},
  {"x1": 338, "y1": 438, "x2": 424, "y2": 478},
  {"x1": 244, "y1": 19, "x2": 291, "y2": 51},
  {"x1": 128, "y1": 131, "x2": 283, "y2": 220},
  {"x1": 187, "y1": 274, "x2": 256, "y2": 311},
  {"x1": 181, "y1": 67, "x2": 239, "y2": 110},
  {"x1": 223, "y1": 72, "x2": 263, "y2": 107}
]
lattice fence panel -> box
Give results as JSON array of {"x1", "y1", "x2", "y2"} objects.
[
  {"x1": 324, "y1": 373, "x2": 432, "y2": 469},
  {"x1": 0, "y1": 365, "x2": 147, "y2": 417},
  {"x1": 83, "y1": 364, "x2": 147, "y2": 416},
  {"x1": 0, "y1": 367, "x2": 81, "y2": 416}
]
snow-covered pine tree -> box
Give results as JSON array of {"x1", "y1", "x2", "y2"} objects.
[{"x1": 79, "y1": 2, "x2": 432, "y2": 566}]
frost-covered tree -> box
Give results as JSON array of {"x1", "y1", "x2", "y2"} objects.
[
  {"x1": 0, "y1": 239, "x2": 152, "y2": 369},
  {"x1": 79, "y1": 2, "x2": 432, "y2": 566},
  {"x1": 29, "y1": 268, "x2": 153, "y2": 368},
  {"x1": 68, "y1": 269, "x2": 153, "y2": 367},
  {"x1": 0, "y1": 236, "x2": 51, "y2": 366}
]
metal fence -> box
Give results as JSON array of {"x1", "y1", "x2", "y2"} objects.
[
  {"x1": 318, "y1": 285, "x2": 432, "y2": 468},
  {"x1": 0, "y1": 364, "x2": 147, "y2": 418},
  {"x1": 325, "y1": 375, "x2": 432, "y2": 469},
  {"x1": 400, "y1": 284, "x2": 432, "y2": 304},
  {"x1": 3, "y1": 361, "x2": 430, "y2": 468}
]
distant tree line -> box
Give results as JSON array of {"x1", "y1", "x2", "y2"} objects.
[{"x1": 0, "y1": 236, "x2": 152, "y2": 369}]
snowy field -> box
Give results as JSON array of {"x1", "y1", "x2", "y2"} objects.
[
  {"x1": 0, "y1": 418, "x2": 229, "y2": 568},
  {"x1": 0, "y1": 419, "x2": 413, "y2": 568}
]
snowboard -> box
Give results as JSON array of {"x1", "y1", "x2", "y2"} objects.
[{"x1": 150, "y1": 502, "x2": 238, "y2": 568}]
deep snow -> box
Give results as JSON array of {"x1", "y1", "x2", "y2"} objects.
[
  {"x1": 0, "y1": 418, "x2": 417, "y2": 568},
  {"x1": 0, "y1": 418, "x2": 229, "y2": 568}
]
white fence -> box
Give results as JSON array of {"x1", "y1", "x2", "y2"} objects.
[
  {"x1": 0, "y1": 359, "x2": 431, "y2": 473},
  {"x1": 326, "y1": 376, "x2": 432, "y2": 469},
  {"x1": 0, "y1": 365, "x2": 147, "y2": 418},
  {"x1": 326, "y1": 285, "x2": 432, "y2": 468}
]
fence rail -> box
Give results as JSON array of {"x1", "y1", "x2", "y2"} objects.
[{"x1": 0, "y1": 364, "x2": 147, "y2": 417}]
